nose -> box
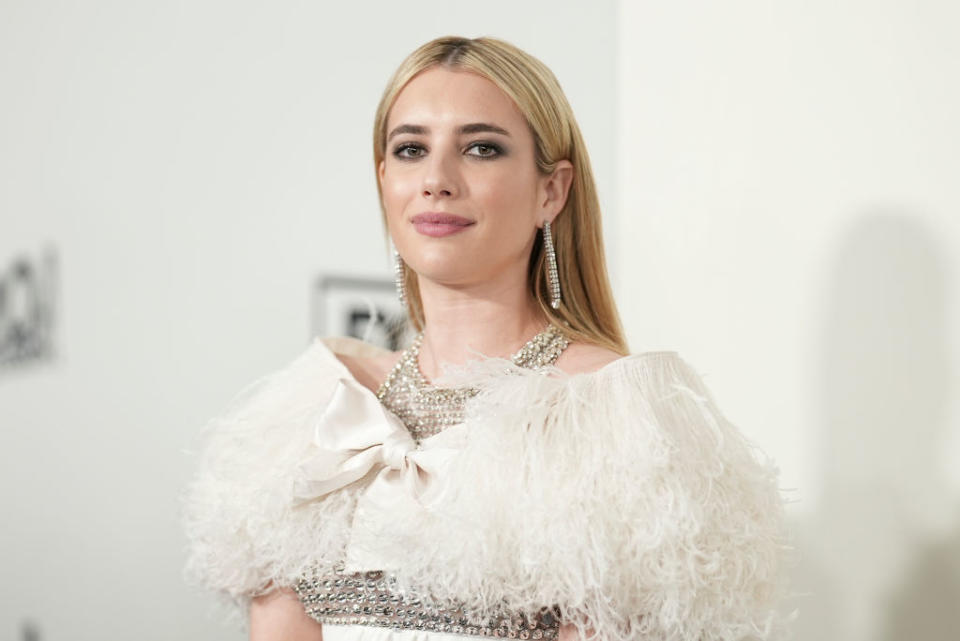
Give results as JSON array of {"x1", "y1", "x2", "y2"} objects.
[{"x1": 421, "y1": 150, "x2": 460, "y2": 199}]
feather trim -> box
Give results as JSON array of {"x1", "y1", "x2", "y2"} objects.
[
  {"x1": 181, "y1": 340, "x2": 366, "y2": 616},
  {"x1": 182, "y1": 342, "x2": 791, "y2": 640},
  {"x1": 372, "y1": 353, "x2": 791, "y2": 641}
]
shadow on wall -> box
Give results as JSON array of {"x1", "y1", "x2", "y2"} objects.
[{"x1": 791, "y1": 213, "x2": 960, "y2": 641}]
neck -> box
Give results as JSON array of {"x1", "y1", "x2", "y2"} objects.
[{"x1": 415, "y1": 275, "x2": 547, "y2": 380}]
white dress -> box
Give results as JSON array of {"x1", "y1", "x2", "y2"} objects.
[{"x1": 183, "y1": 336, "x2": 790, "y2": 641}]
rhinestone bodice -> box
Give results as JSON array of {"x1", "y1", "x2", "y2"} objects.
[
  {"x1": 375, "y1": 325, "x2": 570, "y2": 441},
  {"x1": 295, "y1": 567, "x2": 561, "y2": 639}
]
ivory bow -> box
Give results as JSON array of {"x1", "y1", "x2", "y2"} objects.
[
  {"x1": 293, "y1": 377, "x2": 463, "y2": 571},
  {"x1": 293, "y1": 377, "x2": 458, "y2": 507}
]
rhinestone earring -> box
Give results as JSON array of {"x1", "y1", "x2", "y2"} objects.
[
  {"x1": 543, "y1": 220, "x2": 561, "y2": 309},
  {"x1": 393, "y1": 249, "x2": 407, "y2": 309}
]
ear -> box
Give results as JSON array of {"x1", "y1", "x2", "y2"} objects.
[
  {"x1": 378, "y1": 159, "x2": 388, "y2": 209},
  {"x1": 538, "y1": 159, "x2": 574, "y2": 224}
]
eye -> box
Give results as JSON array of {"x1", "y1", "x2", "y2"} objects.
[
  {"x1": 393, "y1": 143, "x2": 426, "y2": 159},
  {"x1": 466, "y1": 142, "x2": 503, "y2": 158}
]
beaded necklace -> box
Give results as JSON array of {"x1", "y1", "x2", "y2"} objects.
[{"x1": 376, "y1": 324, "x2": 570, "y2": 441}]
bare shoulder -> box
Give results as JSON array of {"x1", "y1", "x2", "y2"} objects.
[
  {"x1": 553, "y1": 342, "x2": 624, "y2": 375},
  {"x1": 335, "y1": 350, "x2": 402, "y2": 394}
]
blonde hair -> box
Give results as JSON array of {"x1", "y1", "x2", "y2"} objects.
[{"x1": 373, "y1": 36, "x2": 628, "y2": 355}]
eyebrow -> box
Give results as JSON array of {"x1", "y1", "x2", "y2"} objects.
[{"x1": 387, "y1": 122, "x2": 511, "y2": 141}]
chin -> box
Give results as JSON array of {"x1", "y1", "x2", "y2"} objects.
[
  {"x1": 408, "y1": 259, "x2": 476, "y2": 287},
  {"x1": 404, "y1": 243, "x2": 474, "y2": 274}
]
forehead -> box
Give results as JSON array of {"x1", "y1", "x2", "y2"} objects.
[{"x1": 387, "y1": 67, "x2": 529, "y2": 132}]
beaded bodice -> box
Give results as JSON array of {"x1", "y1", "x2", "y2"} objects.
[
  {"x1": 295, "y1": 567, "x2": 562, "y2": 639},
  {"x1": 375, "y1": 325, "x2": 570, "y2": 442}
]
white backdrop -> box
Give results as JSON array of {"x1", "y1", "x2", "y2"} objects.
[
  {"x1": 2, "y1": 1, "x2": 959, "y2": 640},
  {"x1": 617, "y1": 2, "x2": 960, "y2": 641},
  {"x1": 0, "y1": 1, "x2": 617, "y2": 639}
]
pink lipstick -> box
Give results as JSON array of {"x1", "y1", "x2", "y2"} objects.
[{"x1": 411, "y1": 212, "x2": 475, "y2": 238}]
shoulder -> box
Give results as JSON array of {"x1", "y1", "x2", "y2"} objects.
[
  {"x1": 314, "y1": 335, "x2": 402, "y2": 393},
  {"x1": 335, "y1": 349, "x2": 401, "y2": 394},
  {"x1": 552, "y1": 341, "x2": 624, "y2": 375}
]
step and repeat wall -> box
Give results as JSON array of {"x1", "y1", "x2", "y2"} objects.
[
  {"x1": 3, "y1": 1, "x2": 959, "y2": 640},
  {"x1": 0, "y1": 2, "x2": 617, "y2": 639}
]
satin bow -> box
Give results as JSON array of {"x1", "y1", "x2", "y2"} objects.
[
  {"x1": 293, "y1": 377, "x2": 463, "y2": 571},
  {"x1": 293, "y1": 377, "x2": 458, "y2": 506}
]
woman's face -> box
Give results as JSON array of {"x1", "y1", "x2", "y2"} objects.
[{"x1": 379, "y1": 66, "x2": 560, "y2": 292}]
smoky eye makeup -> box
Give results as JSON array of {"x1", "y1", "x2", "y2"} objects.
[
  {"x1": 392, "y1": 142, "x2": 427, "y2": 159},
  {"x1": 388, "y1": 137, "x2": 509, "y2": 161},
  {"x1": 465, "y1": 141, "x2": 507, "y2": 158}
]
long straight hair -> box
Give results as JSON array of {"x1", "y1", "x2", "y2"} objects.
[{"x1": 373, "y1": 36, "x2": 628, "y2": 355}]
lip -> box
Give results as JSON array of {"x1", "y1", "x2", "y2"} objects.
[{"x1": 411, "y1": 212, "x2": 475, "y2": 238}]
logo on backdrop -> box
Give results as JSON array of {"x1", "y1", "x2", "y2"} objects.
[
  {"x1": 0, "y1": 248, "x2": 58, "y2": 369},
  {"x1": 311, "y1": 275, "x2": 410, "y2": 351}
]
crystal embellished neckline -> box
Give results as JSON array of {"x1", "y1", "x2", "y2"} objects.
[{"x1": 375, "y1": 325, "x2": 570, "y2": 442}]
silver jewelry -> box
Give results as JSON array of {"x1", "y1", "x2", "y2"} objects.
[
  {"x1": 376, "y1": 324, "x2": 570, "y2": 442},
  {"x1": 393, "y1": 249, "x2": 406, "y2": 309},
  {"x1": 543, "y1": 221, "x2": 561, "y2": 309}
]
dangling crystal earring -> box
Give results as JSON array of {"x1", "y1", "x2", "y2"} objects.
[
  {"x1": 543, "y1": 220, "x2": 561, "y2": 309},
  {"x1": 393, "y1": 249, "x2": 407, "y2": 309}
]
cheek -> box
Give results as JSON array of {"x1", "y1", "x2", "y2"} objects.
[
  {"x1": 475, "y1": 166, "x2": 540, "y2": 223},
  {"x1": 381, "y1": 173, "x2": 416, "y2": 218}
]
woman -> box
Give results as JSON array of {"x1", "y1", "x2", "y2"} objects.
[{"x1": 184, "y1": 36, "x2": 789, "y2": 641}]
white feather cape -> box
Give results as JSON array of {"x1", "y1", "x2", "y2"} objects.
[{"x1": 183, "y1": 337, "x2": 790, "y2": 641}]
